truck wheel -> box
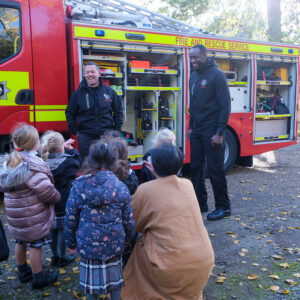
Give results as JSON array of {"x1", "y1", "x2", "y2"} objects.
[
  {"x1": 0, "y1": 135, "x2": 11, "y2": 154},
  {"x1": 224, "y1": 128, "x2": 237, "y2": 173}
]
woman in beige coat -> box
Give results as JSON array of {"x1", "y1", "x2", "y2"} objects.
[{"x1": 121, "y1": 144, "x2": 214, "y2": 300}]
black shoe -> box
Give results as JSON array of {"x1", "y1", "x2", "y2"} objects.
[
  {"x1": 58, "y1": 256, "x2": 75, "y2": 267},
  {"x1": 207, "y1": 209, "x2": 231, "y2": 221},
  {"x1": 17, "y1": 263, "x2": 33, "y2": 283},
  {"x1": 32, "y1": 270, "x2": 58, "y2": 289},
  {"x1": 50, "y1": 257, "x2": 59, "y2": 267}
]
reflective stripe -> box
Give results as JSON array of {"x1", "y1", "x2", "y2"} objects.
[
  {"x1": 255, "y1": 114, "x2": 292, "y2": 119},
  {"x1": 74, "y1": 26, "x2": 299, "y2": 56},
  {"x1": 0, "y1": 71, "x2": 29, "y2": 106},
  {"x1": 35, "y1": 105, "x2": 67, "y2": 110},
  {"x1": 126, "y1": 87, "x2": 180, "y2": 91},
  {"x1": 35, "y1": 111, "x2": 66, "y2": 122},
  {"x1": 255, "y1": 135, "x2": 289, "y2": 141}
]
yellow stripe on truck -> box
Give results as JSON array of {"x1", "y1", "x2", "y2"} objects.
[
  {"x1": 35, "y1": 110, "x2": 66, "y2": 122},
  {"x1": 35, "y1": 105, "x2": 67, "y2": 110},
  {"x1": 0, "y1": 71, "x2": 29, "y2": 106},
  {"x1": 74, "y1": 26, "x2": 299, "y2": 56}
]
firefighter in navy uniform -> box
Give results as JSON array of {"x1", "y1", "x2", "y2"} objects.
[
  {"x1": 187, "y1": 44, "x2": 231, "y2": 221},
  {"x1": 65, "y1": 61, "x2": 123, "y2": 159}
]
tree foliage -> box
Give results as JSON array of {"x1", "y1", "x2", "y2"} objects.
[
  {"x1": 158, "y1": 0, "x2": 300, "y2": 44},
  {"x1": 157, "y1": 0, "x2": 211, "y2": 21},
  {"x1": 267, "y1": 0, "x2": 281, "y2": 41},
  {"x1": 0, "y1": 7, "x2": 20, "y2": 62}
]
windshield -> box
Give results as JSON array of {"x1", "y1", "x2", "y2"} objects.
[{"x1": 0, "y1": 6, "x2": 20, "y2": 63}]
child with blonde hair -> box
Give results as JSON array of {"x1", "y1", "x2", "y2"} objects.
[
  {"x1": 140, "y1": 128, "x2": 176, "y2": 183},
  {"x1": 0, "y1": 124, "x2": 60, "y2": 289},
  {"x1": 40, "y1": 131, "x2": 81, "y2": 267}
]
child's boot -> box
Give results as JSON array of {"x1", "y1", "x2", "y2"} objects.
[
  {"x1": 17, "y1": 263, "x2": 33, "y2": 283},
  {"x1": 32, "y1": 270, "x2": 58, "y2": 289}
]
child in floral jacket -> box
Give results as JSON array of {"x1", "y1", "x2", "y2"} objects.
[{"x1": 64, "y1": 140, "x2": 136, "y2": 300}]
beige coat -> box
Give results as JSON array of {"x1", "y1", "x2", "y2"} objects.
[{"x1": 121, "y1": 176, "x2": 214, "y2": 300}]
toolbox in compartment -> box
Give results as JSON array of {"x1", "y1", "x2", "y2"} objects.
[
  {"x1": 151, "y1": 63, "x2": 169, "y2": 70},
  {"x1": 128, "y1": 57, "x2": 151, "y2": 69},
  {"x1": 274, "y1": 68, "x2": 288, "y2": 81}
]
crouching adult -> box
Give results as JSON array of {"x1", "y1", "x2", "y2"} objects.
[{"x1": 121, "y1": 144, "x2": 215, "y2": 300}]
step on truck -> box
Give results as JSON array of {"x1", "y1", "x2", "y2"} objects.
[{"x1": 0, "y1": 0, "x2": 299, "y2": 171}]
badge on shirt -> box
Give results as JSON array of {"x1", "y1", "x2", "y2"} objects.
[
  {"x1": 104, "y1": 93, "x2": 112, "y2": 102},
  {"x1": 200, "y1": 79, "x2": 207, "y2": 88}
]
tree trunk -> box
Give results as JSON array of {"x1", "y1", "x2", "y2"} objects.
[{"x1": 267, "y1": 0, "x2": 281, "y2": 42}]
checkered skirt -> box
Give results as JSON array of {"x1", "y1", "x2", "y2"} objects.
[
  {"x1": 14, "y1": 235, "x2": 52, "y2": 248},
  {"x1": 79, "y1": 255, "x2": 124, "y2": 295}
]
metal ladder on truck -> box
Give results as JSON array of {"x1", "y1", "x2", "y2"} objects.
[{"x1": 63, "y1": 0, "x2": 208, "y2": 34}]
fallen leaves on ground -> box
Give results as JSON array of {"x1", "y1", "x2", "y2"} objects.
[
  {"x1": 272, "y1": 255, "x2": 282, "y2": 260},
  {"x1": 247, "y1": 274, "x2": 259, "y2": 280},
  {"x1": 216, "y1": 276, "x2": 227, "y2": 284},
  {"x1": 270, "y1": 285, "x2": 280, "y2": 292},
  {"x1": 285, "y1": 279, "x2": 297, "y2": 285},
  {"x1": 58, "y1": 268, "x2": 66, "y2": 274},
  {"x1": 279, "y1": 262, "x2": 290, "y2": 268}
]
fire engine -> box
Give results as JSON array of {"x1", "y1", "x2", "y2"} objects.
[{"x1": 0, "y1": 0, "x2": 299, "y2": 171}]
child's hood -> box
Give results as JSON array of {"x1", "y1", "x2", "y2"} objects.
[
  {"x1": 0, "y1": 160, "x2": 32, "y2": 192},
  {"x1": 0, "y1": 155, "x2": 51, "y2": 192},
  {"x1": 46, "y1": 152, "x2": 73, "y2": 171}
]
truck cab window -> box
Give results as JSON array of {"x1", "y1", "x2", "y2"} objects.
[{"x1": 0, "y1": 6, "x2": 20, "y2": 63}]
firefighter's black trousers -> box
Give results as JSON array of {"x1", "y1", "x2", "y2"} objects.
[
  {"x1": 77, "y1": 132, "x2": 102, "y2": 159},
  {"x1": 190, "y1": 130, "x2": 230, "y2": 211}
]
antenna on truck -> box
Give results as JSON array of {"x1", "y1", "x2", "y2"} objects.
[{"x1": 64, "y1": 0, "x2": 206, "y2": 34}]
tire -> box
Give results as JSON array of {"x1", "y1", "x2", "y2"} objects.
[
  {"x1": 0, "y1": 135, "x2": 11, "y2": 154},
  {"x1": 223, "y1": 128, "x2": 237, "y2": 173}
]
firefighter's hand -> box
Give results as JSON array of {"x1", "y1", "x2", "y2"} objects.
[
  {"x1": 211, "y1": 134, "x2": 223, "y2": 147},
  {"x1": 187, "y1": 129, "x2": 192, "y2": 141},
  {"x1": 64, "y1": 139, "x2": 75, "y2": 150}
]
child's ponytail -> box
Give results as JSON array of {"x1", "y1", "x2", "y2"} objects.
[
  {"x1": 6, "y1": 124, "x2": 39, "y2": 168},
  {"x1": 6, "y1": 150, "x2": 24, "y2": 168},
  {"x1": 40, "y1": 142, "x2": 49, "y2": 162}
]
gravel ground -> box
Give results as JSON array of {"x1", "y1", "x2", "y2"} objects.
[{"x1": 0, "y1": 142, "x2": 299, "y2": 299}]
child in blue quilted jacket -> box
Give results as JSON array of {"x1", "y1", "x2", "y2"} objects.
[{"x1": 64, "y1": 140, "x2": 136, "y2": 300}]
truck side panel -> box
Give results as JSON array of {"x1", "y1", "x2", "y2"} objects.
[
  {"x1": 0, "y1": 0, "x2": 34, "y2": 135},
  {"x1": 29, "y1": 0, "x2": 68, "y2": 132}
]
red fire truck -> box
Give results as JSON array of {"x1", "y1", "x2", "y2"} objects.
[{"x1": 0, "y1": 0, "x2": 299, "y2": 171}]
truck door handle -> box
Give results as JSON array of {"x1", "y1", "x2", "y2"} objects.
[{"x1": 15, "y1": 89, "x2": 34, "y2": 105}]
